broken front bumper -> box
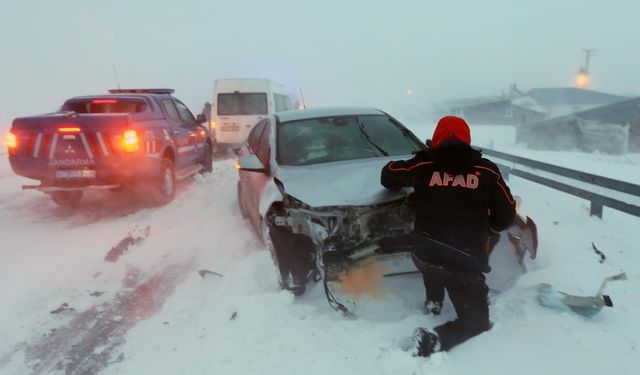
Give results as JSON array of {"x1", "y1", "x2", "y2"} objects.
[{"x1": 271, "y1": 197, "x2": 415, "y2": 253}]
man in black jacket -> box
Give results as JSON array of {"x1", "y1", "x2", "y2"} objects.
[{"x1": 380, "y1": 116, "x2": 516, "y2": 357}]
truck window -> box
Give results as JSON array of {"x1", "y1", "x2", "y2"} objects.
[
  {"x1": 64, "y1": 99, "x2": 146, "y2": 114},
  {"x1": 161, "y1": 100, "x2": 180, "y2": 122},
  {"x1": 175, "y1": 101, "x2": 196, "y2": 123},
  {"x1": 217, "y1": 93, "x2": 268, "y2": 116}
]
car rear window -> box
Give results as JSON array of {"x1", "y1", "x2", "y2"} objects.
[
  {"x1": 217, "y1": 93, "x2": 268, "y2": 116},
  {"x1": 63, "y1": 99, "x2": 147, "y2": 114}
]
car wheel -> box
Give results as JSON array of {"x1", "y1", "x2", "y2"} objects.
[
  {"x1": 263, "y1": 221, "x2": 316, "y2": 296},
  {"x1": 200, "y1": 143, "x2": 213, "y2": 174},
  {"x1": 50, "y1": 190, "x2": 83, "y2": 208},
  {"x1": 237, "y1": 181, "x2": 248, "y2": 218},
  {"x1": 152, "y1": 158, "x2": 176, "y2": 205}
]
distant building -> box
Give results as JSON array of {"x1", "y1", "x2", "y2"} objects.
[
  {"x1": 435, "y1": 95, "x2": 546, "y2": 125},
  {"x1": 516, "y1": 97, "x2": 640, "y2": 154},
  {"x1": 435, "y1": 87, "x2": 628, "y2": 126},
  {"x1": 526, "y1": 87, "x2": 627, "y2": 118}
]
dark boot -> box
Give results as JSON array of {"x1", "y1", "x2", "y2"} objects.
[
  {"x1": 412, "y1": 327, "x2": 441, "y2": 357},
  {"x1": 425, "y1": 300, "x2": 443, "y2": 315}
]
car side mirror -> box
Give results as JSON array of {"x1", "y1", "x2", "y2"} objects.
[
  {"x1": 426, "y1": 139, "x2": 432, "y2": 147},
  {"x1": 237, "y1": 154, "x2": 266, "y2": 173},
  {"x1": 196, "y1": 114, "x2": 207, "y2": 124}
]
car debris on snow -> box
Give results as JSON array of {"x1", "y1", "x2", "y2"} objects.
[
  {"x1": 591, "y1": 242, "x2": 607, "y2": 263},
  {"x1": 104, "y1": 225, "x2": 151, "y2": 263},
  {"x1": 537, "y1": 272, "x2": 627, "y2": 317},
  {"x1": 49, "y1": 303, "x2": 75, "y2": 314},
  {"x1": 198, "y1": 269, "x2": 223, "y2": 279}
]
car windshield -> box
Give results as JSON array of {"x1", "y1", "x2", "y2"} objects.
[
  {"x1": 217, "y1": 93, "x2": 268, "y2": 115},
  {"x1": 277, "y1": 115, "x2": 423, "y2": 166},
  {"x1": 63, "y1": 99, "x2": 147, "y2": 114}
]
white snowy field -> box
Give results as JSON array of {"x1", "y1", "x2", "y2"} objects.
[{"x1": 0, "y1": 125, "x2": 639, "y2": 375}]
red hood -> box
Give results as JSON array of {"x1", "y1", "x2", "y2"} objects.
[{"x1": 432, "y1": 116, "x2": 471, "y2": 148}]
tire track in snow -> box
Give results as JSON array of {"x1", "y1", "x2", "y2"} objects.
[
  {"x1": 0, "y1": 160, "x2": 247, "y2": 374},
  {"x1": 16, "y1": 262, "x2": 192, "y2": 375}
]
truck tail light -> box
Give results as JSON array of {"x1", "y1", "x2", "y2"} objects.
[
  {"x1": 6, "y1": 132, "x2": 17, "y2": 149},
  {"x1": 210, "y1": 120, "x2": 216, "y2": 131},
  {"x1": 123, "y1": 130, "x2": 140, "y2": 153}
]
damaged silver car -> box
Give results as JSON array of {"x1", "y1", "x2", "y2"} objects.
[
  {"x1": 236, "y1": 107, "x2": 537, "y2": 311},
  {"x1": 236, "y1": 108, "x2": 422, "y2": 292}
]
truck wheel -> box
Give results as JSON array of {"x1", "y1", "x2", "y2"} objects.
[
  {"x1": 50, "y1": 191, "x2": 83, "y2": 208},
  {"x1": 200, "y1": 143, "x2": 213, "y2": 174},
  {"x1": 213, "y1": 143, "x2": 228, "y2": 159},
  {"x1": 263, "y1": 223, "x2": 315, "y2": 296},
  {"x1": 152, "y1": 158, "x2": 176, "y2": 205},
  {"x1": 237, "y1": 181, "x2": 248, "y2": 218}
]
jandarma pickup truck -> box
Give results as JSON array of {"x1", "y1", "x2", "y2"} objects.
[{"x1": 6, "y1": 89, "x2": 213, "y2": 207}]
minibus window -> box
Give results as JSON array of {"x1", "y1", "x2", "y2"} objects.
[{"x1": 218, "y1": 93, "x2": 268, "y2": 115}]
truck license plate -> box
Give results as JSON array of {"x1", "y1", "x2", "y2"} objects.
[
  {"x1": 220, "y1": 125, "x2": 239, "y2": 132},
  {"x1": 56, "y1": 170, "x2": 96, "y2": 179}
]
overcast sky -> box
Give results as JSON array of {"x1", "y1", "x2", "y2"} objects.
[{"x1": 1, "y1": 0, "x2": 638, "y2": 128}]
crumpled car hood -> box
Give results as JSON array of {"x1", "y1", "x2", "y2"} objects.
[{"x1": 275, "y1": 156, "x2": 411, "y2": 207}]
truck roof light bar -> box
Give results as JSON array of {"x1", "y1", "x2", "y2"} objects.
[{"x1": 108, "y1": 89, "x2": 175, "y2": 95}]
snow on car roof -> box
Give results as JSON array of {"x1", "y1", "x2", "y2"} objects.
[{"x1": 276, "y1": 107, "x2": 384, "y2": 123}]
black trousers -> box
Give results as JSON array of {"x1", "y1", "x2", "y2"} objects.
[{"x1": 413, "y1": 255, "x2": 492, "y2": 351}]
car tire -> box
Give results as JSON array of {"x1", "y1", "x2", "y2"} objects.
[
  {"x1": 200, "y1": 143, "x2": 213, "y2": 174},
  {"x1": 50, "y1": 191, "x2": 83, "y2": 208},
  {"x1": 263, "y1": 222, "x2": 316, "y2": 295},
  {"x1": 152, "y1": 158, "x2": 176, "y2": 205},
  {"x1": 237, "y1": 181, "x2": 248, "y2": 219}
]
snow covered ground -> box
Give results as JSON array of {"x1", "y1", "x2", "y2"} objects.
[{"x1": 1, "y1": 124, "x2": 639, "y2": 375}]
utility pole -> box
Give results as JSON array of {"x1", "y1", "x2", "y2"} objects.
[
  {"x1": 583, "y1": 49, "x2": 595, "y2": 71},
  {"x1": 577, "y1": 49, "x2": 595, "y2": 88}
]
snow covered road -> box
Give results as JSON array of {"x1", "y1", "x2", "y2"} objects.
[{"x1": 1, "y1": 127, "x2": 639, "y2": 375}]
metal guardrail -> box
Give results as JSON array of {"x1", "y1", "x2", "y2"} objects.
[{"x1": 480, "y1": 148, "x2": 640, "y2": 219}]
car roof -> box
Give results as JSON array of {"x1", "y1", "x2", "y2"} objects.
[{"x1": 276, "y1": 107, "x2": 384, "y2": 123}]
